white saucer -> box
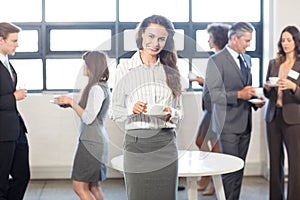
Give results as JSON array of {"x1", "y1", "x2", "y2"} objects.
[
  {"x1": 248, "y1": 98, "x2": 264, "y2": 104},
  {"x1": 266, "y1": 81, "x2": 278, "y2": 87},
  {"x1": 144, "y1": 112, "x2": 169, "y2": 117},
  {"x1": 144, "y1": 104, "x2": 169, "y2": 117}
]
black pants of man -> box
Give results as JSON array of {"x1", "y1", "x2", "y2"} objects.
[
  {"x1": 220, "y1": 130, "x2": 251, "y2": 200},
  {"x1": 0, "y1": 133, "x2": 30, "y2": 200}
]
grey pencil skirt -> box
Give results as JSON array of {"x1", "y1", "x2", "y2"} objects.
[{"x1": 123, "y1": 128, "x2": 178, "y2": 200}]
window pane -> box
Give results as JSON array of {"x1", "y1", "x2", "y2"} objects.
[
  {"x1": 47, "y1": 58, "x2": 116, "y2": 90},
  {"x1": 119, "y1": 0, "x2": 189, "y2": 22},
  {"x1": 192, "y1": 59, "x2": 209, "y2": 89},
  {"x1": 107, "y1": 59, "x2": 117, "y2": 89},
  {"x1": 0, "y1": 0, "x2": 41, "y2": 22},
  {"x1": 124, "y1": 29, "x2": 185, "y2": 51},
  {"x1": 11, "y1": 59, "x2": 43, "y2": 90},
  {"x1": 174, "y1": 30, "x2": 185, "y2": 51},
  {"x1": 192, "y1": 0, "x2": 261, "y2": 22},
  {"x1": 46, "y1": 59, "x2": 83, "y2": 90},
  {"x1": 50, "y1": 30, "x2": 111, "y2": 51},
  {"x1": 251, "y1": 58, "x2": 260, "y2": 87},
  {"x1": 196, "y1": 29, "x2": 256, "y2": 51},
  {"x1": 17, "y1": 30, "x2": 39, "y2": 52},
  {"x1": 45, "y1": 0, "x2": 116, "y2": 22},
  {"x1": 123, "y1": 30, "x2": 137, "y2": 51},
  {"x1": 177, "y1": 58, "x2": 190, "y2": 90}
]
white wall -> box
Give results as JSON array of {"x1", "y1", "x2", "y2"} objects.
[{"x1": 17, "y1": 0, "x2": 300, "y2": 179}]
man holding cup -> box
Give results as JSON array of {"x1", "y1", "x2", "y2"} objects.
[{"x1": 0, "y1": 22, "x2": 30, "y2": 200}]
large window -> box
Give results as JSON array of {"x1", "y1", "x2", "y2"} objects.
[{"x1": 1, "y1": 0, "x2": 263, "y2": 92}]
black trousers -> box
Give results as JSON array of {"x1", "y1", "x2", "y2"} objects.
[
  {"x1": 0, "y1": 133, "x2": 30, "y2": 200},
  {"x1": 267, "y1": 107, "x2": 300, "y2": 200},
  {"x1": 219, "y1": 129, "x2": 251, "y2": 200}
]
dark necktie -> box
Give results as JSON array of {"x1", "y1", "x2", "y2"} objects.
[{"x1": 238, "y1": 55, "x2": 248, "y2": 85}]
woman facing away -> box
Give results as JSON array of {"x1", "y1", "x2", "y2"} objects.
[
  {"x1": 55, "y1": 51, "x2": 110, "y2": 200},
  {"x1": 190, "y1": 23, "x2": 230, "y2": 196},
  {"x1": 110, "y1": 14, "x2": 183, "y2": 200},
  {"x1": 263, "y1": 25, "x2": 300, "y2": 200}
]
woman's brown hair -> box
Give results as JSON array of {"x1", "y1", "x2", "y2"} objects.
[
  {"x1": 78, "y1": 51, "x2": 109, "y2": 108},
  {"x1": 135, "y1": 15, "x2": 182, "y2": 97}
]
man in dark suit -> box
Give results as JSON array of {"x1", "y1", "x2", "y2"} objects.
[
  {"x1": 0, "y1": 22, "x2": 30, "y2": 200},
  {"x1": 204, "y1": 22, "x2": 265, "y2": 200}
]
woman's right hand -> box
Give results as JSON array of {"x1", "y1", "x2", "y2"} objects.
[{"x1": 133, "y1": 101, "x2": 147, "y2": 114}]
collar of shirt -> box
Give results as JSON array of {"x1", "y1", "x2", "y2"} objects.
[
  {"x1": 128, "y1": 51, "x2": 161, "y2": 70},
  {"x1": 0, "y1": 54, "x2": 7, "y2": 65},
  {"x1": 226, "y1": 45, "x2": 243, "y2": 69}
]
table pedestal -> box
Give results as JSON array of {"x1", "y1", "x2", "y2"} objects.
[
  {"x1": 186, "y1": 177, "x2": 198, "y2": 200},
  {"x1": 212, "y1": 175, "x2": 226, "y2": 200}
]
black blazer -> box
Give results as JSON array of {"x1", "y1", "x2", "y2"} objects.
[
  {"x1": 0, "y1": 61, "x2": 27, "y2": 141},
  {"x1": 264, "y1": 59, "x2": 300, "y2": 124}
]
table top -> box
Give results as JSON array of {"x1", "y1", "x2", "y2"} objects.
[{"x1": 111, "y1": 150, "x2": 244, "y2": 177}]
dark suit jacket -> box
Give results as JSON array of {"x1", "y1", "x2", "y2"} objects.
[
  {"x1": 0, "y1": 61, "x2": 27, "y2": 141},
  {"x1": 264, "y1": 59, "x2": 300, "y2": 124},
  {"x1": 204, "y1": 48, "x2": 253, "y2": 134}
]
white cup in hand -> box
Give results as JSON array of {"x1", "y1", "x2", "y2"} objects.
[
  {"x1": 17, "y1": 81, "x2": 26, "y2": 89},
  {"x1": 269, "y1": 77, "x2": 279, "y2": 85},
  {"x1": 188, "y1": 71, "x2": 198, "y2": 80},
  {"x1": 254, "y1": 87, "x2": 263, "y2": 97}
]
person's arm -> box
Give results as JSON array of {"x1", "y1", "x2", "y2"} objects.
[
  {"x1": 0, "y1": 93, "x2": 16, "y2": 110},
  {"x1": 188, "y1": 71, "x2": 204, "y2": 86},
  {"x1": 54, "y1": 95, "x2": 83, "y2": 116},
  {"x1": 54, "y1": 85, "x2": 104, "y2": 124},
  {"x1": 167, "y1": 95, "x2": 184, "y2": 125},
  {"x1": 81, "y1": 85, "x2": 104, "y2": 124}
]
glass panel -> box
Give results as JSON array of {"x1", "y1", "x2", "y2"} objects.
[
  {"x1": 174, "y1": 30, "x2": 185, "y2": 51},
  {"x1": 46, "y1": 59, "x2": 83, "y2": 90},
  {"x1": 0, "y1": 0, "x2": 41, "y2": 22},
  {"x1": 251, "y1": 58, "x2": 260, "y2": 87},
  {"x1": 45, "y1": 0, "x2": 116, "y2": 22},
  {"x1": 124, "y1": 29, "x2": 185, "y2": 51},
  {"x1": 107, "y1": 59, "x2": 117, "y2": 89},
  {"x1": 17, "y1": 30, "x2": 39, "y2": 52},
  {"x1": 11, "y1": 59, "x2": 43, "y2": 90},
  {"x1": 192, "y1": 59, "x2": 209, "y2": 89},
  {"x1": 196, "y1": 29, "x2": 256, "y2": 52},
  {"x1": 47, "y1": 58, "x2": 116, "y2": 90},
  {"x1": 123, "y1": 30, "x2": 137, "y2": 51},
  {"x1": 192, "y1": 0, "x2": 261, "y2": 22},
  {"x1": 50, "y1": 30, "x2": 111, "y2": 51},
  {"x1": 119, "y1": 0, "x2": 189, "y2": 22},
  {"x1": 196, "y1": 30, "x2": 210, "y2": 52},
  {"x1": 177, "y1": 58, "x2": 190, "y2": 90}
]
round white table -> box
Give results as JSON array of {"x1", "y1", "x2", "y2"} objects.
[{"x1": 111, "y1": 150, "x2": 244, "y2": 200}]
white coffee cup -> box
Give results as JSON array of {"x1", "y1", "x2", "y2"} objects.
[
  {"x1": 188, "y1": 71, "x2": 198, "y2": 80},
  {"x1": 147, "y1": 104, "x2": 166, "y2": 115},
  {"x1": 269, "y1": 77, "x2": 279, "y2": 85},
  {"x1": 254, "y1": 87, "x2": 263, "y2": 97}
]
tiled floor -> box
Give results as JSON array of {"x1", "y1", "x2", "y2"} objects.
[{"x1": 24, "y1": 176, "x2": 269, "y2": 200}]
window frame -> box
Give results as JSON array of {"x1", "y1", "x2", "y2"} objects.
[{"x1": 11, "y1": 0, "x2": 263, "y2": 93}]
